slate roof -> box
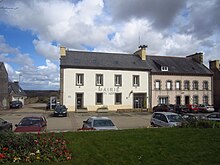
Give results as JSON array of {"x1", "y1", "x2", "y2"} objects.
[
  {"x1": 8, "y1": 82, "x2": 27, "y2": 97},
  {"x1": 146, "y1": 55, "x2": 213, "y2": 75},
  {"x1": 60, "y1": 50, "x2": 150, "y2": 71},
  {"x1": 60, "y1": 50, "x2": 213, "y2": 76}
]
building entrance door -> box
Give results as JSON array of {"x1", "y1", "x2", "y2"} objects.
[
  {"x1": 76, "y1": 93, "x2": 83, "y2": 109},
  {"x1": 133, "y1": 93, "x2": 146, "y2": 109}
]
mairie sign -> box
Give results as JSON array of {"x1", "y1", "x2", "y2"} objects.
[{"x1": 97, "y1": 87, "x2": 119, "y2": 95}]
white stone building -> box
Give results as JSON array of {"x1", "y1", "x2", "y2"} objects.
[{"x1": 60, "y1": 46, "x2": 150, "y2": 112}]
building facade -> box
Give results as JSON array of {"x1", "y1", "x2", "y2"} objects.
[
  {"x1": 60, "y1": 47, "x2": 150, "y2": 112},
  {"x1": 147, "y1": 54, "x2": 213, "y2": 107},
  {"x1": 209, "y1": 60, "x2": 220, "y2": 110},
  {"x1": 60, "y1": 46, "x2": 213, "y2": 111},
  {"x1": 0, "y1": 62, "x2": 9, "y2": 109}
]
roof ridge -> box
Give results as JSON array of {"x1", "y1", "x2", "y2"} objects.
[
  {"x1": 147, "y1": 55, "x2": 186, "y2": 58},
  {"x1": 66, "y1": 50, "x2": 133, "y2": 56}
]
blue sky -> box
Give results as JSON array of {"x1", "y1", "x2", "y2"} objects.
[{"x1": 0, "y1": 0, "x2": 220, "y2": 90}]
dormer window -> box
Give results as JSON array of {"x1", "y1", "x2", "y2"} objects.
[{"x1": 161, "y1": 66, "x2": 168, "y2": 71}]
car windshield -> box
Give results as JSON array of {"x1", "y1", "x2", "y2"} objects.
[
  {"x1": 167, "y1": 115, "x2": 184, "y2": 122},
  {"x1": 93, "y1": 119, "x2": 115, "y2": 127},
  {"x1": 19, "y1": 118, "x2": 42, "y2": 126}
]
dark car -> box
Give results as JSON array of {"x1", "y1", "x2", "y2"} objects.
[
  {"x1": 10, "y1": 100, "x2": 23, "y2": 109},
  {"x1": 0, "y1": 118, "x2": 12, "y2": 131},
  {"x1": 54, "y1": 105, "x2": 68, "y2": 117},
  {"x1": 14, "y1": 116, "x2": 47, "y2": 132},
  {"x1": 153, "y1": 104, "x2": 169, "y2": 112}
]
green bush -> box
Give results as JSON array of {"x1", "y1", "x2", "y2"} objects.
[
  {"x1": 182, "y1": 120, "x2": 220, "y2": 128},
  {"x1": 0, "y1": 132, "x2": 72, "y2": 163}
]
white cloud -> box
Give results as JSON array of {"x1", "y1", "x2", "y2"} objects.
[{"x1": 33, "y1": 40, "x2": 59, "y2": 61}]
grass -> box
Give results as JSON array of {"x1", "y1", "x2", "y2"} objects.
[{"x1": 3, "y1": 128, "x2": 220, "y2": 165}]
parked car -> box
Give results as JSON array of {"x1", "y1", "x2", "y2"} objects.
[
  {"x1": 150, "y1": 112, "x2": 186, "y2": 127},
  {"x1": 0, "y1": 118, "x2": 12, "y2": 131},
  {"x1": 10, "y1": 100, "x2": 23, "y2": 109},
  {"x1": 153, "y1": 104, "x2": 169, "y2": 112},
  {"x1": 206, "y1": 113, "x2": 220, "y2": 122},
  {"x1": 54, "y1": 105, "x2": 68, "y2": 117},
  {"x1": 198, "y1": 104, "x2": 215, "y2": 113},
  {"x1": 14, "y1": 116, "x2": 47, "y2": 132},
  {"x1": 187, "y1": 104, "x2": 199, "y2": 113},
  {"x1": 79, "y1": 116, "x2": 118, "y2": 131}
]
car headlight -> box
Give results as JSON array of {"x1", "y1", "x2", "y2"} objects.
[
  {"x1": 54, "y1": 111, "x2": 58, "y2": 113},
  {"x1": 63, "y1": 111, "x2": 67, "y2": 113}
]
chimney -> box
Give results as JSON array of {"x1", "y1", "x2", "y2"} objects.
[
  {"x1": 209, "y1": 60, "x2": 220, "y2": 71},
  {"x1": 134, "y1": 45, "x2": 147, "y2": 61},
  {"x1": 60, "y1": 46, "x2": 66, "y2": 57},
  {"x1": 186, "y1": 52, "x2": 203, "y2": 64}
]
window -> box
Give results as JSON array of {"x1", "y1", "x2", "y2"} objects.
[
  {"x1": 161, "y1": 66, "x2": 168, "y2": 71},
  {"x1": 133, "y1": 75, "x2": 140, "y2": 86},
  {"x1": 203, "y1": 81, "x2": 208, "y2": 90},
  {"x1": 115, "y1": 75, "x2": 122, "y2": 86},
  {"x1": 184, "y1": 81, "x2": 190, "y2": 90},
  {"x1": 193, "y1": 95, "x2": 198, "y2": 104},
  {"x1": 175, "y1": 81, "x2": 181, "y2": 90},
  {"x1": 166, "y1": 81, "x2": 172, "y2": 90},
  {"x1": 155, "y1": 80, "x2": 161, "y2": 90},
  {"x1": 203, "y1": 95, "x2": 208, "y2": 104},
  {"x1": 96, "y1": 93, "x2": 103, "y2": 104},
  {"x1": 159, "y1": 97, "x2": 168, "y2": 105},
  {"x1": 193, "y1": 81, "x2": 199, "y2": 90},
  {"x1": 96, "y1": 74, "x2": 103, "y2": 86},
  {"x1": 76, "y1": 74, "x2": 84, "y2": 86},
  {"x1": 115, "y1": 93, "x2": 122, "y2": 104}
]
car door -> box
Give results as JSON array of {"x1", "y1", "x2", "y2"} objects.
[{"x1": 159, "y1": 114, "x2": 169, "y2": 127}]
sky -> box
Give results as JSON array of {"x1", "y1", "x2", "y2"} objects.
[{"x1": 0, "y1": 0, "x2": 220, "y2": 90}]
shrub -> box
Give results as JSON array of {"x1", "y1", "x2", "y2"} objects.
[
  {"x1": 0, "y1": 132, "x2": 72, "y2": 163},
  {"x1": 182, "y1": 120, "x2": 220, "y2": 128}
]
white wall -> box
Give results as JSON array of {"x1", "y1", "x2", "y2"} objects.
[{"x1": 63, "y1": 68, "x2": 149, "y2": 111}]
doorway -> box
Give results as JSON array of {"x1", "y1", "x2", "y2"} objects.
[
  {"x1": 76, "y1": 93, "x2": 83, "y2": 109},
  {"x1": 133, "y1": 93, "x2": 146, "y2": 109}
]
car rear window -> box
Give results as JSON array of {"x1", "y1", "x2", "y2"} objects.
[
  {"x1": 19, "y1": 118, "x2": 42, "y2": 126},
  {"x1": 93, "y1": 120, "x2": 114, "y2": 127}
]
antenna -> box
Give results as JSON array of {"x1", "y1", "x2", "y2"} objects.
[{"x1": 138, "y1": 31, "x2": 141, "y2": 46}]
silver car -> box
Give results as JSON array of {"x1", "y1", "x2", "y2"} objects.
[
  {"x1": 150, "y1": 112, "x2": 185, "y2": 127},
  {"x1": 81, "y1": 116, "x2": 118, "y2": 131}
]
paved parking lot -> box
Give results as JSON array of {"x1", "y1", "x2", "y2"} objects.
[{"x1": 0, "y1": 104, "x2": 152, "y2": 132}]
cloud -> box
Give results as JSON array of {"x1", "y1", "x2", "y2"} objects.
[
  {"x1": 33, "y1": 40, "x2": 59, "y2": 61},
  {"x1": 178, "y1": 0, "x2": 220, "y2": 39},
  {"x1": 18, "y1": 59, "x2": 59, "y2": 90},
  {"x1": 105, "y1": 0, "x2": 186, "y2": 30},
  {"x1": 0, "y1": 35, "x2": 33, "y2": 66}
]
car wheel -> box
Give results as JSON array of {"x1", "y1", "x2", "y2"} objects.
[{"x1": 151, "y1": 122, "x2": 156, "y2": 127}]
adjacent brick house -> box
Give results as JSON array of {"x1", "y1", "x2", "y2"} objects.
[{"x1": 146, "y1": 53, "x2": 213, "y2": 107}]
